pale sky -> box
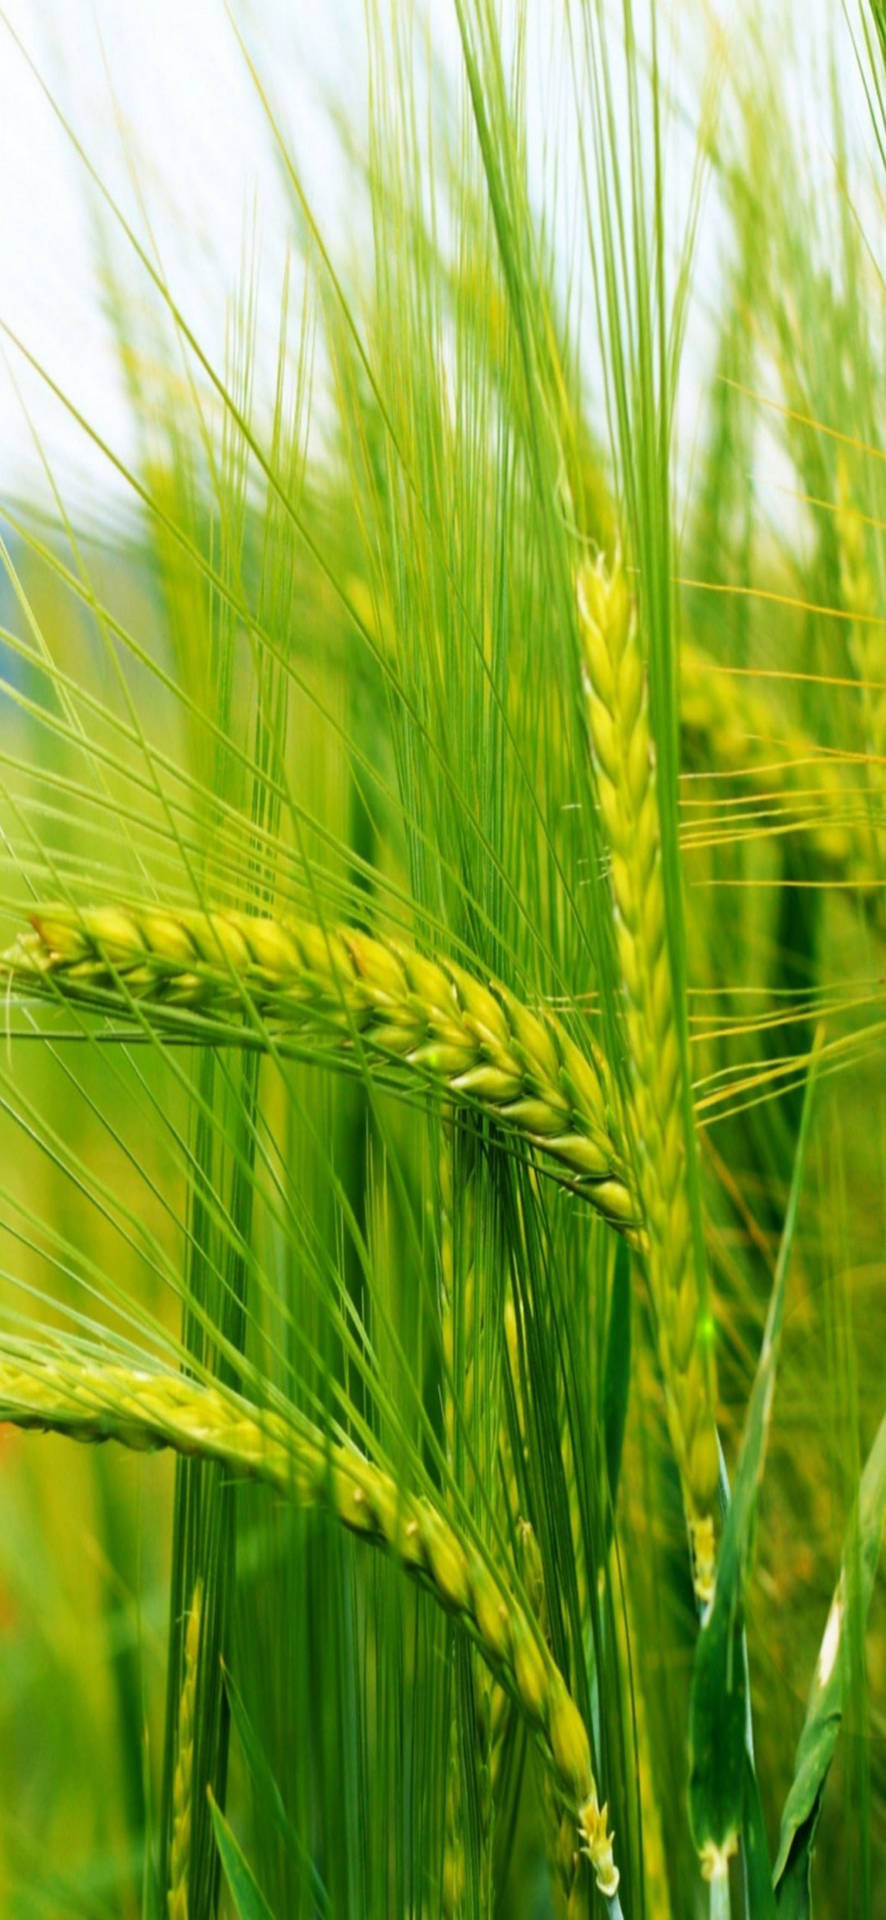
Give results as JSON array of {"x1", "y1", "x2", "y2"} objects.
[
  {"x1": 0, "y1": 0, "x2": 871, "y2": 520},
  {"x1": 0, "y1": 2, "x2": 364, "y2": 508}
]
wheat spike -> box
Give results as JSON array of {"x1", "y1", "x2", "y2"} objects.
[
  {"x1": 168, "y1": 1581, "x2": 202, "y2": 1920},
  {"x1": 578, "y1": 554, "x2": 719, "y2": 1600},
  {"x1": 0, "y1": 1346, "x2": 619, "y2": 1897},
  {"x1": 2, "y1": 903, "x2": 639, "y2": 1240}
]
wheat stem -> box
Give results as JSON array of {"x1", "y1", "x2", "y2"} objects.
[
  {"x1": 578, "y1": 555, "x2": 719, "y2": 1600},
  {"x1": 2, "y1": 903, "x2": 639, "y2": 1240},
  {"x1": 0, "y1": 1346, "x2": 619, "y2": 1898}
]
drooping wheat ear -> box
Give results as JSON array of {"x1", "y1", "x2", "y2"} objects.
[
  {"x1": 681, "y1": 640, "x2": 884, "y2": 917},
  {"x1": 168, "y1": 1581, "x2": 202, "y2": 1920},
  {"x1": 578, "y1": 554, "x2": 719, "y2": 1601},
  {"x1": 0, "y1": 1347, "x2": 618, "y2": 1897},
  {"x1": 2, "y1": 904, "x2": 640, "y2": 1240}
]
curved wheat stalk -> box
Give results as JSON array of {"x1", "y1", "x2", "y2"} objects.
[
  {"x1": 2, "y1": 903, "x2": 640, "y2": 1239},
  {"x1": 0, "y1": 1345, "x2": 620, "y2": 1898}
]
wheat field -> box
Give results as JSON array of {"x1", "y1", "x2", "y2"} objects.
[{"x1": 0, "y1": 3, "x2": 883, "y2": 1917}]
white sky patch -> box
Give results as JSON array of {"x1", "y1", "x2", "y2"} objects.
[
  {"x1": 0, "y1": 1, "x2": 366, "y2": 509},
  {"x1": 817, "y1": 1581, "x2": 844, "y2": 1690},
  {"x1": 0, "y1": 0, "x2": 871, "y2": 522}
]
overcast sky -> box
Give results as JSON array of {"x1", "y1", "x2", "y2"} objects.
[
  {"x1": 0, "y1": 1, "x2": 360, "y2": 508},
  {"x1": 0, "y1": 0, "x2": 870, "y2": 522}
]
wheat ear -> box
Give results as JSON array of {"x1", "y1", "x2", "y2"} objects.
[
  {"x1": 2, "y1": 904, "x2": 639, "y2": 1241},
  {"x1": 168, "y1": 1581, "x2": 202, "y2": 1920},
  {"x1": 578, "y1": 555, "x2": 719, "y2": 1600},
  {"x1": 0, "y1": 1347, "x2": 619, "y2": 1898}
]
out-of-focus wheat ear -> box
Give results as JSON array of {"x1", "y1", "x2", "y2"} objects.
[
  {"x1": 167, "y1": 1581, "x2": 202, "y2": 1920},
  {"x1": 577, "y1": 553, "x2": 719, "y2": 1602}
]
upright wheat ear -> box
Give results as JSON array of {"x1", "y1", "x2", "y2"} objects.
[
  {"x1": 0, "y1": 1348, "x2": 619, "y2": 1898},
  {"x1": 168, "y1": 1582, "x2": 202, "y2": 1920},
  {"x1": 2, "y1": 904, "x2": 639, "y2": 1241},
  {"x1": 577, "y1": 554, "x2": 719, "y2": 1601}
]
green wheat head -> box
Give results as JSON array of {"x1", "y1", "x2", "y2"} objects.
[
  {"x1": 2, "y1": 902, "x2": 640, "y2": 1234},
  {"x1": 0, "y1": 1344, "x2": 620, "y2": 1897},
  {"x1": 578, "y1": 553, "x2": 719, "y2": 1600}
]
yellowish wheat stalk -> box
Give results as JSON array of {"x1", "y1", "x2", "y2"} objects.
[
  {"x1": 2, "y1": 904, "x2": 639, "y2": 1240},
  {"x1": 168, "y1": 1581, "x2": 202, "y2": 1920},
  {"x1": 578, "y1": 555, "x2": 719, "y2": 1601},
  {"x1": 0, "y1": 1346, "x2": 619, "y2": 1897}
]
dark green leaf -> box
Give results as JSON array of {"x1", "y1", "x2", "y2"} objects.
[
  {"x1": 689, "y1": 1599, "x2": 747, "y2": 1863},
  {"x1": 775, "y1": 1820, "x2": 816, "y2": 1920}
]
